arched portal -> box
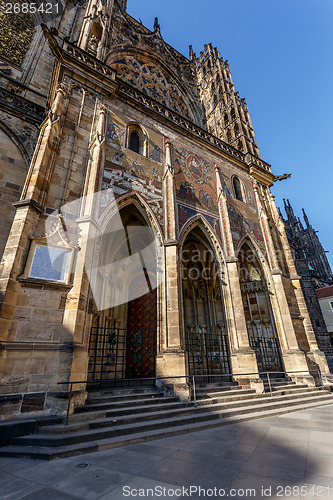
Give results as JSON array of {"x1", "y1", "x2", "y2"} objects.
[
  {"x1": 88, "y1": 204, "x2": 160, "y2": 381},
  {"x1": 181, "y1": 225, "x2": 231, "y2": 379},
  {"x1": 238, "y1": 241, "x2": 284, "y2": 374}
]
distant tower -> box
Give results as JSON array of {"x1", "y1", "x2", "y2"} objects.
[
  {"x1": 281, "y1": 200, "x2": 333, "y2": 367},
  {"x1": 193, "y1": 43, "x2": 260, "y2": 156},
  {"x1": 283, "y1": 200, "x2": 333, "y2": 283}
]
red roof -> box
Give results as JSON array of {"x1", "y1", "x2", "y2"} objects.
[{"x1": 316, "y1": 286, "x2": 333, "y2": 299}]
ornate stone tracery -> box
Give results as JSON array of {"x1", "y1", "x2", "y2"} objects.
[{"x1": 110, "y1": 54, "x2": 193, "y2": 121}]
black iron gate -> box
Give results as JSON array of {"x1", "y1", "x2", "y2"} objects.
[
  {"x1": 249, "y1": 335, "x2": 284, "y2": 373},
  {"x1": 185, "y1": 324, "x2": 232, "y2": 380},
  {"x1": 88, "y1": 327, "x2": 157, "y2": 381}
]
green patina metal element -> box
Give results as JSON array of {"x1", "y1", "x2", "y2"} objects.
[{"x1": 133, "y1": 332, "x2": 142, "y2": 346}]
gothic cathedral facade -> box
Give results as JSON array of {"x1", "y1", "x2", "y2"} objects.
[{"x1": 0, "y1": 0, "x2": 331, "y2": 419}]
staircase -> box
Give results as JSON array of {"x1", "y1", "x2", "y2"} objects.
[{"x1": 0, "y1": 381, "x2": 332, "y2": 460}]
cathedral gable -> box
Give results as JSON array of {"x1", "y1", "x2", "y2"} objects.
[
  {"x1": 108, "y1": 52, "x2": 195, "y2": 121},
  {"x1": 107, "y1": 7, "x2": 201, "y2": 124}
]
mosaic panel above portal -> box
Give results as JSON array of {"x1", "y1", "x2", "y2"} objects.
[{"x1": 174, "y1": 143, "x2": 218, "y2": 214}]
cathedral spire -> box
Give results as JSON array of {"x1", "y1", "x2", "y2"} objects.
[
  {"x1": 283, "y1": 199, "x2": 297, "y2": 223},
  {"x1": 302, "y1": 208, "x2": 311, "y2": 228},
  {"x1": 282, "y1": 202, "x2": 333, "y2": 283}
]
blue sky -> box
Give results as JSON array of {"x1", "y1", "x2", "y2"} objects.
[{"x1": 127, "y1": 0, "x2": 333, "y2": 268}]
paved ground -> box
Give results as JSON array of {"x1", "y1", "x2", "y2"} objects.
[{"x1": 1, "y1": 405, "x2": 333, "y2": 500}]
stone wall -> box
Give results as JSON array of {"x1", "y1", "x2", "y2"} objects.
[{"x1": 0, "y1": 127, "x2": 27, "y2": 260}]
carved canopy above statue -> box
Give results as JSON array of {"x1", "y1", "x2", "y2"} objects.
[{"x1": 108, "y1": 52, "x2": 195, "y2": 122}]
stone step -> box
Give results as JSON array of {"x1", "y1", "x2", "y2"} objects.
[
  {"x1": 197, "y1": 389, "x2": 258, "y2": 398},
  {"x1": 76, "y1": 395, "x2": 178, "y2": 412},
  {"x1": 195, "y1": 388, "x2": 255, "y2": 397},
  {"x1": 65, "y1": 387, "x2": 326, "y2": 428},
  {"x1": 67, "y1": 400, "x2": 190, "y2": 424},
  {"x1": 195, "y1": 382, "x2": 239, "y2": 390},
  {"x1": 2, "y1": 381, "x2": 332, "y2": 461},
  {"x1": 269, "y1": 386, "x2": 321, "y2": 395},
  {"x1": 46, "y1": 387, "x2": 328, "y2": 431},
  {"x1": 263, "y1": 382, "x2": 302, "y2": 389},
  {"x1": 10, "y1": 391, "x2": 333, "y2": 449},
  {"x1": 197, "y1": 391, "x2": 332, "y2": 413},
  {"x1": 217, "y1": 393, "x2": 333, "y2": 418},
  {"x1": 41, "y1": 401, "x2": 193, "y2": 434},
  {"x1": 85, "y1": 385, "x2": 157, "y2": 398},
  {"x1": 40, "y1": 390, "x2": 330, "y2": 435},
  {"x1": 11, "y1": 411, "x2": 220, "y2": 447},
  {"x1": 2, "y1": 399, "x2": 333, "y2": 460},
  {"x1": 198, "y1": 385, "x2": 318, "y2": 401},
  {"x1": 262, "y1": 376, "x2": 290, "y2": 380},
  {"x1": 263, "y1": 383, "x2": 295, "y2": 389},
  {"x1": 85, "y1": 391, "x2": 164, "y2": 403},
  {"x1": 196, "y1": 388, "x2": 326, "y2": 405}
]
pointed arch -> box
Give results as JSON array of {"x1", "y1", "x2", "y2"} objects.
[
  {"x1": 0, "y1": 123, "x2": 30, "y2": 261},
  {"x1": 0, "y1": 121, "x2": 30, "y2": 169},
  {"x1": 94, "y1": 192, "x2": 164, "y2": 324},
  {"x1": 180, "y1": 216, "x2": 232, "y2": 377},
  {"x1": 179, "y1": 214, "x2": 226, "y2": 273},
  {"x1": 237, "y1": 236, "x2": 285, "y2": 373},
  {"x1": 99, "y1": 191, "x2": 164, "y2": 246},
  {"x1": 88, "y1": 194, "x2": 164, "y2": 381},
  {"x1": 236, "y1": 234, "x2": 271, "y2": 286}
]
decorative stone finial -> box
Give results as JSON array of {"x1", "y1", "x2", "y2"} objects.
[
  {"x1": 154, "y1": 17, "x2": 161, "y2": 35},
  {"x1": 189, "y1": 45, "x2": 196, "y2": 60}
]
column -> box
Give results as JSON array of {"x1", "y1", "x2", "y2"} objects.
[
  {"x1": 215, "y1": 166, "x2": 263, "y2": 391},
  {"x1": 253, "y1": 183, "x2": 315, "y2": 385},
  {"x1": 78, "y1": 2, "x2": 96, "y2": 51},
  {"x1": 62, "y1": 103, "x2": 107, "y2": 397},
  {"x1": 157, "y1": 140, "x2": 187, "y2": 398}
]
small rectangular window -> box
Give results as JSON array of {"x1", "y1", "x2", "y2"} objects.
[{"x1": 330, "y1": 302, "x2": 333, "y2": 314}]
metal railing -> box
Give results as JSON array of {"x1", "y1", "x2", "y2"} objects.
[
  {"x1": 59, "y1": 368, "x2": 323, "y2": 425},
  {"x1": 189, "y1": 370, "x2": 322, "y2": 407}
]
